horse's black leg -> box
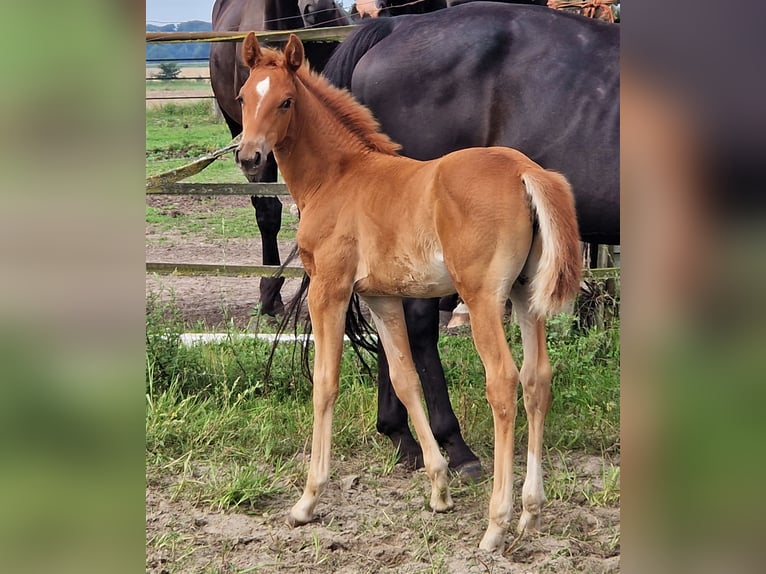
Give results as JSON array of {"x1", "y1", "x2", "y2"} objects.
[
  {"x1": 376, "y1": 298, "x2": 481, "y2": 476},
  {"x1": 376, "y1": 343, "x2": 424, "y2": 469},
  {"x1": 439, "y1": 293, "x2": 459, "y2": 312},
  {"x1": 404, "y1": 298, "x2": 481, "y2": 477},
  {"x1": 250, "y1": 154, "x2": 284, "y2": 316}
]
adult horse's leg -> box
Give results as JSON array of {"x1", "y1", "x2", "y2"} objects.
[
  {"x1": 510, "y1": 281, "x2": 552, "y2": 535},
  {"x1": 376, "y1": 298, "x2": 481, "y2": 476},
  {"x1": 407, "y1": 298, "x2": 481, "y2": 474},
  {"x1": 366, "y1": 296, "x2": 453, "y2": 514},
  {"x1": 250, "y1": 154, "x2": 285, "y2": 316}
]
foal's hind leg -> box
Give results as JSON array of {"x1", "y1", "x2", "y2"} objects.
[
  {"x1": 376, "y1": 297, "x2": 480, "y2": 477},
  {"x1": 510, "y1": 282, "x2": 553, "y2": 535},
  {"x1": 364, "y1": 296, "x2": 453, "y2": 513},
  {"x1": 464, "y1": 295, "x2": 520, "y2": 552}
]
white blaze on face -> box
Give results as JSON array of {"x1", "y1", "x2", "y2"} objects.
[{"x1": 253, "y1": 77, "x2": 270, "y2": 120}]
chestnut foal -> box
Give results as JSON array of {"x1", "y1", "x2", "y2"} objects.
[{"x1": 234, "y1": 33, "x2": 581, "y2": 552}]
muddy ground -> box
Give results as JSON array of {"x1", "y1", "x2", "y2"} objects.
[
  {"x1": 145, "y1": 195, "x2": 620, "y2": 572},
  {"x1": 147, "y1": 452, "x2": 619, "y2": 573}
]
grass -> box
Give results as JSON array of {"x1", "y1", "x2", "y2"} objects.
[
  {"x1": 146, "y1": 203, "x2": 298, "y2": 242},
  {"x1": 146, "y1": 78, "x2": 212, "y2": 91},
  {"x1": 145, "y1": 101, "x2": 299, "y2": 244},
  {"x1": 146, "y1": 101, "x2": 243, "y2": 183},
  {"x1": 146, "y1": 290, "x2": 620, "y2": 511}
]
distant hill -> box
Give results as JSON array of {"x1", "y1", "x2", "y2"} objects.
[{"x1": 146, "y1": 21, "x2": 212, "y2": 63}]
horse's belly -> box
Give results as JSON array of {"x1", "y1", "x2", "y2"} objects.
[{"x1": 353, "y1": 252, "x2": 455, "y2": 298}]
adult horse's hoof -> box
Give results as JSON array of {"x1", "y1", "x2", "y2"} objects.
[
  {"x1": 450, "y1": 460, "x2": 483, "y2": 483},
  {"x1": 390, "y1": 434, "x2": 424, "y2": 470},
  {"x1": 259, "y1": 277, "x2": 285, "y2": 316}
]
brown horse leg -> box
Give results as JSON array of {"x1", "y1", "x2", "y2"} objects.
[
  {"x1": 510, "y1": 284, "x2": 552, "y2": 535},
  {"x1": 365, "y1": 296, "x2": 453, "y2": 514},
  {"x1": 466, "y1": 295, "x2": 520, "y2": 552},
  {"x1": 376, "y1": 347, "x2": 424, "y2": 468},
  {"x1": 288, "y1": 279, "x2": 349, "y2": 526}
]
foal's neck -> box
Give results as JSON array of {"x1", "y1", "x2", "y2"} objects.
[{"x1": 273, "y1": 72, "x2": 392, "y2": 210}]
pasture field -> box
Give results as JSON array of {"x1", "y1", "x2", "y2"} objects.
[
  {"x1": 146, "y1": 65, "x2": 215, "y2": 108},
  {"x1": 146, "y1": 101, "x2": 242, "y2": 182},
  {"x1": 146, "y1": 101, "x2": 620, "y2": 572}
]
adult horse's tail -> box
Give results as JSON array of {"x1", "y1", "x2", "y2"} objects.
[
  {"x1": 322, "y1": 17, "x2": 399, "y2": 89},
  {"x1": 521, "y1": 169, "x2": 582, "y2": 317}
]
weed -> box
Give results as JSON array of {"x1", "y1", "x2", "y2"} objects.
[{"x1": 581, "y1": 464, "x2": 621, "y2": 507}]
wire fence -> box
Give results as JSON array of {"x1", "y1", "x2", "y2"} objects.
[{"x1": 146, "y1": 56, "x2": 213, "y2": 100}]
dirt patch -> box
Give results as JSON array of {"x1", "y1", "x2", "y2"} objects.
[
  {"x1": 146, "y1": 194, "x2": 303, "y2": 329},
  {"x1": 146, "y1": 454, "x2": 620, "y2": 573}
]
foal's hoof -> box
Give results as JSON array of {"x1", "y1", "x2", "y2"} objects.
[
  {"x1": 516, "y1": 509, "x2": 542, "y2": 535},
  {"x1": 287, "y1": 502, "x2": 315, "y2": 527},
  {"x1": 451, "y1": 461, "x2": 483, "y2": 483},
  {"x1": 479, "y1": 525, "x2": 506, "y2": 553}
]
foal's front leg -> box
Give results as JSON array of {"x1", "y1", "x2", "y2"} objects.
[
  {"x1": 288, "y1": 279, "x2": 349, "y2": 526},
  {"x1": 365, "y1": 296, "x2": 453, "y2": 513}
]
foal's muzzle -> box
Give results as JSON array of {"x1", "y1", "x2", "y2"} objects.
[{"x1": 235, "y1": 145, "x2": 265, "y2": 182}]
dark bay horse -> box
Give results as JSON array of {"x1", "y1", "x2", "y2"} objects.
[
  {"x1": 209, "y1": 0, "x2": 350, "y2": 315},
  {"x1": 353, "y1": 0, "x2": 446, "y2": 19},
  {"x1": 352, "y1": 0, "x2": 544, "y2": 19},
  {"x1": 235, "y1": 32, "x2": 581, "y2": 551},
  {"x1": 321, "y1": 2, "x2": 619, "y2": 474}
]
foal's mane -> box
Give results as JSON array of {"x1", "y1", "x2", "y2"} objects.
[{"x1": 261, "y1": 47, "x2": 401, "y2": 155}]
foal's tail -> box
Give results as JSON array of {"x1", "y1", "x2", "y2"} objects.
[{"x1": 521, "y1": 169, "x2": 582, "y2": 318}]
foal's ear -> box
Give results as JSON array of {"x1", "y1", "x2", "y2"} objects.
[
  {"x1": 242, "y1": 32, "x2": 262, "y2": 69},
  {"x1": 284, "y1": 34, "x2": 304, "y2": 72}
]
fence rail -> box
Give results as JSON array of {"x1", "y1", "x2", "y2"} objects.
[
  {"x1": 147, "y1": 182, "x2": 289, "y2": 196},
  {"x1": 146, "y1": 262, "x2": 305, "y2": 278},
  {"x1": 146, "y1": 25, "x2": 357, "y2": 44},
  {"x1": 145, "y1": 261, "x2": 619, "y2": 281}
]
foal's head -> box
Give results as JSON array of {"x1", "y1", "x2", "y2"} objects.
[{"x1": 235, "y1": 33, "x2": 305, "y2": 182}]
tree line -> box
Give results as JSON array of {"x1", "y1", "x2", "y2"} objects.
[{"x1": 146, "y1": 21, "x2": 212, "y2": 62}]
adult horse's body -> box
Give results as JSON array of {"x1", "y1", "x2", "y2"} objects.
[
  {"x1": 353, "y1": 0, "x2": 544, "y2": 19},
  {"x1": 321, "y1": 2, "x2": 619, "y2": 472},
  {"x1": 353, "y1": 0, "x2": 446, "y2": 19},
  {"x1": 209, "y1": 0, "x2": 350, "y2": 315},
  {"x1": 235, "y1": 32, "x2": 581, "y2": 551}
]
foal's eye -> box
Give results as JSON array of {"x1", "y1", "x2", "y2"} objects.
[
  {"x1": 279, "y1": 99, "x2": 292, "y2": 110},
  {"x1": 235, "y1": 95, "x2": 243, "y2": 105}
]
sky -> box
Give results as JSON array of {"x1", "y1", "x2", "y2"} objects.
[
  {"x1": 146, "y1": 0, "x2": 216, "y2": 24},
  {"x1": 146, "y1": 0, "x2": 354, "y2": 24}
]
